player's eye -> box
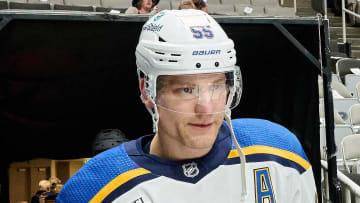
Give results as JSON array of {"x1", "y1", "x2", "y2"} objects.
[{"x1": 183, "y1": 87, "x2": 193, "y2": 94}]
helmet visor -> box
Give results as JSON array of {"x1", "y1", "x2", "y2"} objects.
[{"x1": 155, "y1": 68, "x2": 242, "y2": 115}]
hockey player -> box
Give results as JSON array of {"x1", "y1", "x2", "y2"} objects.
[{"x1": 57, "y1": 9, "x2": 317, "y2": 203}]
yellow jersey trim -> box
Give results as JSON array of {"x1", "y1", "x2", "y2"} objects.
[
  {"x1": 89, "y1": 168, "x2": 151, "y2": 203},
  {"x1": 227, "y1": 145, "x2": 310, "y2": 170}
]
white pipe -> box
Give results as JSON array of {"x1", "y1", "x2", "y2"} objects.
[
  {"x1": 344, "y1": 8, "x2": 360, "y2": 19},
  {"x1": 345, "y1": 187, "x2": 351, "y2": 203},
  {"x1": 324, "y1": 170, "x2": 330, "y2": 202},
  {"x1": 342, "y1": 0, "x2": 347, "y2": 43},
  {"x1": 294, "y1": 0, "x2": 296, "y2": 14},
  {"x1": 321, "y1": 160, "x2": 360, "y2": 197},
  {"x1": 324, "y1": 0, "x2": 328, "y2": 19}
]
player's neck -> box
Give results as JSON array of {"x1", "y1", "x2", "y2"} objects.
[{"x1": 149, "y1": 133, "x2": 211, "y2": 161}]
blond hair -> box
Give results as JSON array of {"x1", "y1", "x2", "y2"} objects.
[{"x1": 39, "y1": 180, "x2": 51, "y2": 191}]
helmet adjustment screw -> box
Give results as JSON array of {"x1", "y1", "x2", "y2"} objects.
[
  {"x1": 215, "y1": 62, "x2": 219, "y2": 67},
  {"x1": 196, "y1": 63, "x2": 201, "y2": 68}
]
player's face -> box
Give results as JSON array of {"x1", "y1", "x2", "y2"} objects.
[{"x1": 155, "y1": 73, "x2": 227, "y2": 152}]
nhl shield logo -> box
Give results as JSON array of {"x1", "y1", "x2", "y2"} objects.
[
  {"x1": 182, "y1": 162, "x2": 199, "y2": 178},
  {"x1": 131, "y1": 197, "x2": 144, "y2": 203}
]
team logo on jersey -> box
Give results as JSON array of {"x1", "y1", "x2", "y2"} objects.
[
  {"x1": 131, "y1": 197, "x2": 144, "y2": 203},
  {"x1": 182, "y1": 162, "x2": 199, "y2": 178}
]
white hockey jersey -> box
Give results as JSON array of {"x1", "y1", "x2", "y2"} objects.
[{"x1": 57, "y1": 118, "x2": 317, "y2": 203}]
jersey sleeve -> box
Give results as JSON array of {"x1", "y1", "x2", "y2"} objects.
[
  {"x1": 56, "y1": 143, "x2": 140, "y2": 203},
  {"x1": 230, "y1": 118, "x2": 309, "y2": 160}
]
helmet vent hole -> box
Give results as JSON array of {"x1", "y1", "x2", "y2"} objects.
[
  {"x1": 215, "y1": 62, "x2": 219, "y2": 67},
  {"x1": 171, "y1": 54, "x2": 181, "y2": 56},
  {"x1": 159, "y1": 37, "x2": 166, "y2": 42},
  {"x1": 196, "y1": 63, "x2": 201, "y2": 68},
  {"x1": 168, "y1": 60, "x2": 178, "y2": 63},
  {"x1": 159, "y1": 59, "x2": 164, "y2": 61},
  {"x1": 227, "y1": 50, "x2": 231, "y2": 53},
  {"x1": 155, "y1": 51, "x2": 165, "y2": 55}
]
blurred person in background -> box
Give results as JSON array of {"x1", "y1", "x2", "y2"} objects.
[
  {"x1": 125, "y1": 0, "x2": 160, "y2": 14},
  {"x1": 178, "y1": 0, "x2": 195, "y2": 9},
  {"x1": 193, "y1": 0, "x2": 208, "y2": 12},
  {"x1": 44, "y1": 177, "x2": 61, "y2": 201},
  {"x1": 178, "y1": 0, "x2": 207, "y2": 12},
  {"x1": 55, "y1": 184, "x2": 64, "y2": 195},
  {"x1": 48, "y1": 176, "x2": 61, "y2": 192},
  {"x1": 31, "y1": 180, "x2": 53, "y2": 203}
]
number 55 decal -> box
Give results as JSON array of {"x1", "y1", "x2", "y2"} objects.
[{"x1": 190, "y1": 26, "x2": 214, "y2": 39}]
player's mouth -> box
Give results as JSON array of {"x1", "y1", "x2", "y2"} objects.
[{"x1": 188, "y1": 123, "x2": 213, "y2": 129}]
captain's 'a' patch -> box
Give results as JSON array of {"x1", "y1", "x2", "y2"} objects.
[{"x1": 254, "y1": 167, "x2": 276, "y2": 203}]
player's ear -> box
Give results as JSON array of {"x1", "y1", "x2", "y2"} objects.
[{"x1": 139, "y1": 78, "x2": 154, "y2": 109}]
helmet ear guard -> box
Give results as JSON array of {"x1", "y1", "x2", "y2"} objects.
[
  {"x1": 229, "y1": 65, "x2": 243, "y2": 109},
  {"x1": 137, "y1": 67, "x2": 160, "y2": 132},
  {"x1": 136, "y1": 56, "x2": 157, "y2": 103}
]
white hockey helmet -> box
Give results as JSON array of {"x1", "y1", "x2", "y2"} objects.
[{"x1": 136, "y1": 9, "x2": 242, "y2": 131}]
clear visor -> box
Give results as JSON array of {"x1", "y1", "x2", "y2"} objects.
[{"x1": 155, "y1": 68, "x2": 242, "y2": 115}]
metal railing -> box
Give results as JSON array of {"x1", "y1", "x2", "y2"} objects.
[
  {"x1": 342, "y1": 0, "x2": 360, "y2": 43},
  {"x1": 321, "y1": 160, "x2": 360, "y2": 203}
]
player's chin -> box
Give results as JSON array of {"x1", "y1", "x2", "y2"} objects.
[
  {"x1": 186, "y1": 133, "x2": 218, "y2": 150},
  {"x1": 187, "y1": 125, "x2": 218, "y2": 142}
]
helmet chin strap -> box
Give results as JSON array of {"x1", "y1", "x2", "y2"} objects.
[{"x1": 224, "y1": 107, "x2": 248, "y2": 202}]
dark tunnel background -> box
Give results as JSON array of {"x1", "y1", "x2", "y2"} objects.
[{"x1": 0, "y1": 15, "x2": 324, "y2": 202}]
